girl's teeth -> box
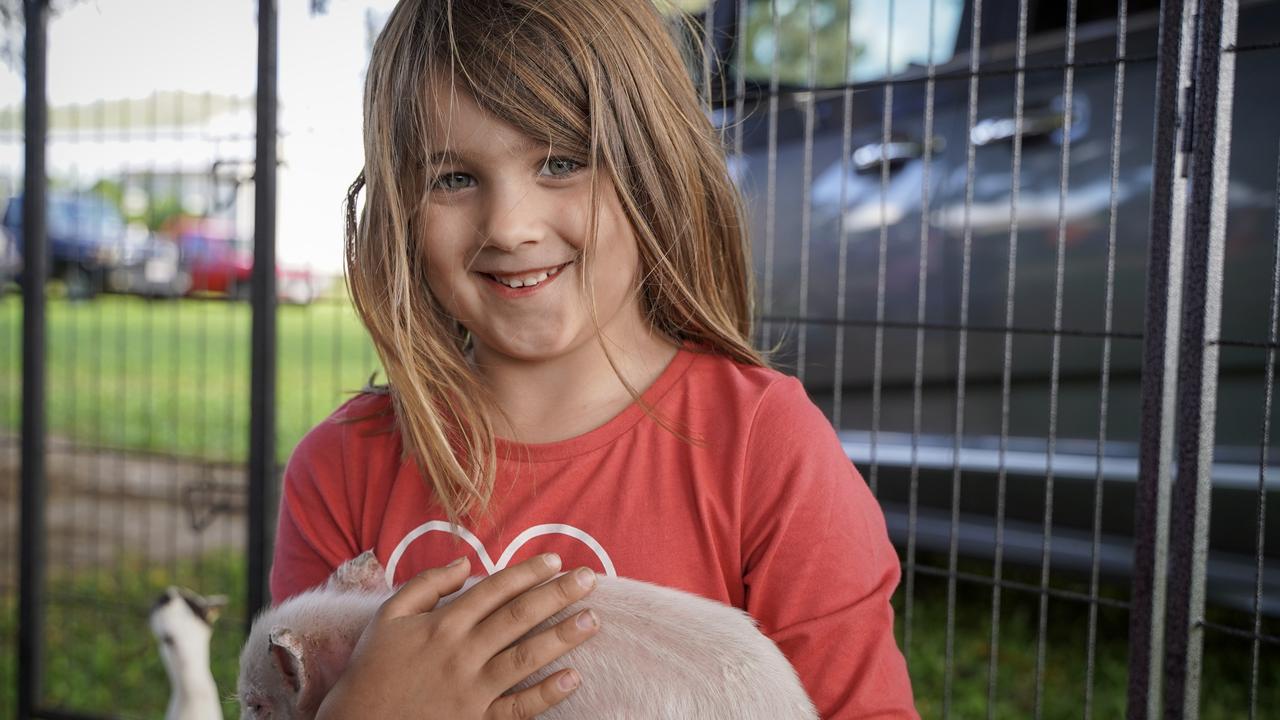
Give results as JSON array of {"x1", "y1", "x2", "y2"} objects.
[{"x1": 496, "y1": 265, "x2": 562, "y2": 288}]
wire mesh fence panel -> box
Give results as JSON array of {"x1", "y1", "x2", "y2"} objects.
[
  {"x1": 0, "y1": 2, "x2": 383, "y2": 718},
  {"x1": 722, "y1": 0, "x2": 1277, "y2": 717},
  {"x1": 5, "y1": 0, "x2": 1280, "y2": 718}
]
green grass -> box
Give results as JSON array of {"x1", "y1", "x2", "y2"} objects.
[
  {"x1": 898, "y1": 552, "x2": 1280, "y2": 719},
  {"x1": 0, "y1": 292, "x2": 383, "y2": 465},
  {"x1": 0, "y1": 550, "x2": 249, "y2": 719},
  {"x1": 0, "y1": 549, "x2": 1275, "y2": 718}
]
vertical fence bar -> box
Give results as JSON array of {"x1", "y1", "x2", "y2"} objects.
[
  {"x1": 903, "y1": 0, "x2": 942, "y2": 667},
  {"x1": 868, "y1": 0, "x2": 896, "y2": 494},
  {"x1": 249, "y1": 0, "x2": 280, "y2": 625},
  {"x1": 830, "y1": 0, "x2": 857, "y2": 432},
  {"x1": 732, "y1": 0, "x2": 746, "y2": 163},
  {"x1": 1163, "y1": 0, "x2": 1238, "y2": 716},
  {"x1": 1246, "y1": 139, "x2": 1280, "y2": 720},
  {"x1": 18, "y1": 0, "x2": 49, "y2": 717},
  {"x1": 1035, "y1": 2, "x2": 1081, "y2": 716},
  {"x1": 1085, "y1": 3, "x2": 1130, "y2": 716},
  {"x1": 796, "y1": 0, "x2": 815, "y2": 385},
  {"x1": 760, "y1": 0, "x2": 779, "y2": 353},
  {"x1": 988, "y1": 2, "x2": 1031, "y2": 713},
  {"x1": 1127, "y1": 0, "x2": 1192, "y2": 715},
  {"x1": 943, "y1": 2, "x2": 983, "y2": 715}
]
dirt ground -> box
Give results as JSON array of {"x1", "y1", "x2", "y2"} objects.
[{"x1": 0, "y1": 432, "x2": 247, "y2": 592}]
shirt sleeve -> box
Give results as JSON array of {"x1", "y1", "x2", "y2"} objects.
[
  {"x1": 269, "y1": 416, "x2": 363, "y2": 605},
  {"x1": 741, "y1": 377, "x2": 918, "y2": 719}
]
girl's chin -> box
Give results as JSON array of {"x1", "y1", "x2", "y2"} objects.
[{"x1": 471, "y1": 331, "x2": 588, "y2": 364}]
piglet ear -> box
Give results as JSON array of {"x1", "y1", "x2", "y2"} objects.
[
  {"x1": 326, "y1": 550, "x2": 390, "y2": 593},
  {"x1": 268, "y1": 627, "x2": 306, "y2": 696}
]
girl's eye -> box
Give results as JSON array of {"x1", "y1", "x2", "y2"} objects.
[
  {"x1": 432, "y1": 172, "x2": 475, "y2": 191},
  {"x1": 542, "y1": 157, "x2": 582, "y2": 177}
]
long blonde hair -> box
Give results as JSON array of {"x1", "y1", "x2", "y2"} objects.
[{"x1": 345, "y1": 0, "x2": 767, "y2": 530}]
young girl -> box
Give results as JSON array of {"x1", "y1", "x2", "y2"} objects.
[{"x1": 269, "y1": 0, "x2": 918, "y2": 717}]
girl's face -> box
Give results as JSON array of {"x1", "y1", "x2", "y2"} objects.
[{"x1": 419, "y1": 81, "x2": 645, "y2": 365}]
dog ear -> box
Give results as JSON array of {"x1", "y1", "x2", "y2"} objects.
[
  {"x1": 326, "y1": 550, "x2": 390, "y2": 592},
  {"x1": 175, "y1": 587, "x2": 228, "y2": 626}
]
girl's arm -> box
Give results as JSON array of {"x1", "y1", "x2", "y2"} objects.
[
  {"x1": 270, "y1": 417, "x2": 361, "y2": 603},
  {"x1": 741, "y1": 377, "x2": 919, "y2": 720}
]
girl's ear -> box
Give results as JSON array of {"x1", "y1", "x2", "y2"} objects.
[{"x1": 326, "y1": 550, "x2": 391, "y2": 592}]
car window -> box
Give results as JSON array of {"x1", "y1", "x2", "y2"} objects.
[
  {"x1": 182, "y1": 236, "x2": 207, "y2": 259},
  {"x1": 39, "y1": 196, "x2": 122, "y2": 239},
  {"x1": 1030, "y1": 0, "x2": 1160, "y2": 35},
  {"x1": 741, "y1": 0, "x2": 966, "y2": 88}
]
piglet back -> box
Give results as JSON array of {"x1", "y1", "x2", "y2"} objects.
[{"x1": 503, "y1": 576, "x2": 818, "y2": 720}]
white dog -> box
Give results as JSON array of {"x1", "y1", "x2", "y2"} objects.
[
  {"x1": 151, "y1": 586, "x2": 228, "y2": 720},
  {"x1": 238, "y1": 551, "x2": 817, "y2": 719}
]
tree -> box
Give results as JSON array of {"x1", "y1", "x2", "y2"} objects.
[
  {"x1": 741, "y1": 0, "x2": 864, "y2": 88},
  {"x1": 0, "y1": 0, "x2": 89, "y2": 75}
]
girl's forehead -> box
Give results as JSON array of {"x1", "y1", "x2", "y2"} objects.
[{"x1": 424, "y1": 78, "x2": 549, "y2": 158}]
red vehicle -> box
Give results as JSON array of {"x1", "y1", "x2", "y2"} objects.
[{"x1": 170, "y1": 217, "x2": 317, "y2": 304}]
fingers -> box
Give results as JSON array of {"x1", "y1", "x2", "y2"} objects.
[
  {"x1": 379, "y1": 557, "x2": 471, "y2": 619},
  {"x1": 485, "y1": 668, "x2": 581, "y2": 720},
  {"x1": 440, "y1": 553, "x2": 570, "y2": 630},
  {"x1": 482, "y1": 604, "x2": 599, "y2": 697},
  {"x1": 472, "y1": 566, "x2": 597, "y2": 657}
]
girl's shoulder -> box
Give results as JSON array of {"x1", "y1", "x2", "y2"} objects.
[
  {"x1": 673, "y1": 347, "x2": 828, "y2": 443},
  {"x1": 682, "y1": 346, "x2": 800, "y2": 404},
  {"x1": 331, "y1": 389, "x2": 396, "y2": 424},
  {"x1": 290, "y1": 390, "x2": 399, "y2": 466}
]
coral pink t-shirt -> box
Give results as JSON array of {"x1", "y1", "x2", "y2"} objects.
[{"x1": 270, "y1": 345, "x2": 918, "y2": 718}]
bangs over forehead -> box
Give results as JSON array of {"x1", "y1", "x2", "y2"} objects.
[{"x1": 418, "y1": 0, "x2": 595, "y2": 162}]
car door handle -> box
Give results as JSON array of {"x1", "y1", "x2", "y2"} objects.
[
  {"x1": 852, "y1": 137, "x2": 946, "y2": 173},
  {"x1": 970, "y1": 110, "x2": 1065, "y2": 146}
]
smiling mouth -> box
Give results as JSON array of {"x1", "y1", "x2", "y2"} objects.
[{"x1": 479, "y1": 261, "x2": 574, "y2": 289}]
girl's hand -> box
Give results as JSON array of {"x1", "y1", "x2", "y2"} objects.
[{"x1": 314, "y1": 553, "x2": 600, "y2": 720}]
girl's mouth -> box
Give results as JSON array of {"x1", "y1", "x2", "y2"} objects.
[{"x1": 478, "y1": 260, "x2": 573, "y2": 297}]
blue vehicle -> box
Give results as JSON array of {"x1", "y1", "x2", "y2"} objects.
[{"x1": 3, "y1": 192, "x2": 131, "y2": 299}]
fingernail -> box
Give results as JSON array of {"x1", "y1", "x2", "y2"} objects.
[
  {"x1": 575, "y1": 567, "x2": 595, "y2": 590},
  {"x1": 543, "y1": 553, "x2": 562, "y2": 571},
  {"x1": 558, "y1": 671, "x2": 580, "y2": 691},
  {"x1": 447, "y1": 557, "x2": 466, "y2": 568},
  {"x1": 576, "y1": 609, "x2": 597, "y2": 630}
]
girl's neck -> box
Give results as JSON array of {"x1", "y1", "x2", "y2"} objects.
[{"x1": 472, "y1": 322, "x2": 680, "y2": 445}]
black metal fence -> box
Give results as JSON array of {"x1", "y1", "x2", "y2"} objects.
[{"x1": 3, "y1": 0, "x2": 1278, "y2": 718}]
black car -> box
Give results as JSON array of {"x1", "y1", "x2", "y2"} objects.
[{"x1": 707, "y1": 0, "x2": 1280, "y2": 613}]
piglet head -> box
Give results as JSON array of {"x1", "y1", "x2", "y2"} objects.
[
  {"x1": 238, "y1": 550, "x2": 392, "y2": 720},
  {"x1": 238, "y1": 620, "x2": 319, "y2": 720}
]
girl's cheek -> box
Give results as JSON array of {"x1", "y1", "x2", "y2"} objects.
[{"x1": 422, "y1": 265, "x2": 464, "y2": 319}]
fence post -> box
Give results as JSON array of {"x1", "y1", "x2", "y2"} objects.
[
  {"x1": 1162, "y1": 0, "x2": 1239, "y2": 717},
  {"x1": 17, "y1": 1, "x2": 48, "y2": 718},
  {"x1": 248, "y1": 0, "x2": 280, "y2": 628},
  {"x1": 1127, "y1": 0, "x2": 1196, "y2": 716}
]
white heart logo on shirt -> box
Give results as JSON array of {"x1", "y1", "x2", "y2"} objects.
[{"x1": 384, "y1": 520, "x2": 618, "y2": 588}]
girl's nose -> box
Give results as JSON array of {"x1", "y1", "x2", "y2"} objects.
[{"x1": 481, "y1": 184, "x2": 548, "y2": 252}]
